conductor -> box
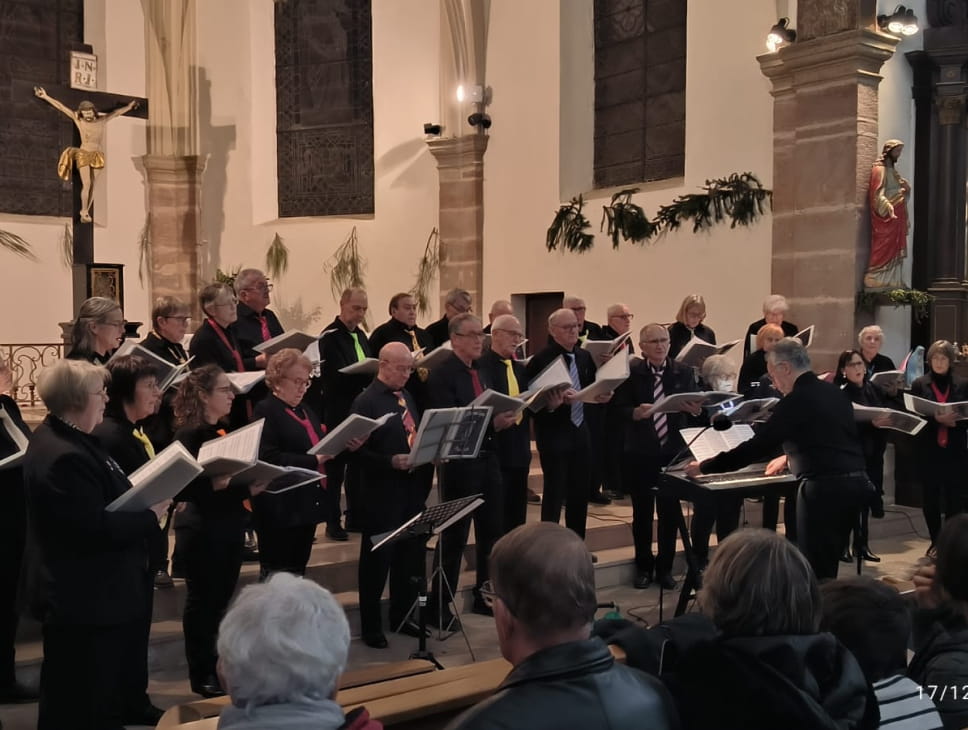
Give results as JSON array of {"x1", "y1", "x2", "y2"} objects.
[{"x1": 684, "y1": 338, "x2": 873, "y2": 579}]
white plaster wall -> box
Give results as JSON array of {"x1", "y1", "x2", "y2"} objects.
[
  {"x1": 0, "y1": 0, "x2": 147, "y2": 343},
  {"x1": 195, "y1": 0, "x2": 440, "y2": 333},
  {"x1": 484, "y1": 0, "x2": 776, "y2": 365}
]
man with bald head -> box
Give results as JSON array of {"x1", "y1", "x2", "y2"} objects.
[
  {"x1": 612, "y1": 322, "x2": 700, "y2": 590},
  {"x1": 349, "y1": 343, "x2": 429, "y2": 648},
  {"x1": 482, "y1": 299, "x2": 514, "y2": 335},
  {"x1": 315, "y1": 287, "x2": 373, "y2": 540},
  {"x1": 526, "y1": 308, "x2": 604, "y2": 540},
  {"x1": 562, "y1": 295, "x2": 603, "y2": 343}
]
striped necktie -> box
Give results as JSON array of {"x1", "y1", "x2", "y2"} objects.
[
  {"x1": 567, "y1": 353, "x2": 583, "y2": 427},
  {"x1": 652, "y1": 366, "x2": 668, "y2": 445}
]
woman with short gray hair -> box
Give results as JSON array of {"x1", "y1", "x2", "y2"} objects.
[
  {"x1": 24, "y1": 359, "x2": 170, "y2": 729},
  {"x1": 67, "y1": 296, "x2": 125, "y2": 364},
  {"x1": 216, "y1": 572, "x2": 381, "y2": 729}
]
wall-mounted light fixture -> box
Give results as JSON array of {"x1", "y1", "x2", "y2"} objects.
[
  {"x1": 423, "y1": 123, "x2": 442, "y2": 136},
  {"x1": 456, "y1": 84, "x2": 484, "y2": 103},
  {"x1": 878, "y1": 5, "x2": 919, "y2": 36},
  {"x1": 467, "y1": 112, "x2": 491, "y2": 129},
  {"x1": 766, "y1": 18, "x2": 796, "y2": 53}
]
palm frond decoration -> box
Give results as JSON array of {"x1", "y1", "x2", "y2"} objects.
[
  {"x1": 656, "y1": 172, "x2": 772, "y2": 234},
  {"x1": 546, "y1": 195, "x2": 594, "y2": 252},
  {"x1": 600, "y1": 188, "x2": 658, "y2": 247},
  {"x1": 324, "y1": 226, "x2": 367, "y2": 302},
  {"x1": 137, "y1": 213, "x2": 151, "y2": 284},
  {"x1": 61, "y1": 223, "x2": 73, "y2": 268},
  {"x1": 265, "y1": 232, "x2": 289, "y2": 280},
  {"x1": 214, "y1": 266, "x2": 241, "y2": 288},
  {"x1": 0, "y1": 229, "x2": 37, "y2": 261},
  {"x1": 410, "y1": 227, "x2": 439, "y2": 316}
]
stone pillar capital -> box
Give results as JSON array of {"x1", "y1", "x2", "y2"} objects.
[
  {"x1": 758, "y1": 28, "x2": 899, "y2": 91},
  {"x1": 142, "y1": 154, "x2": 207, "y2": 183},
  {"x1": 427, "y1": 134, "x2": 489, "y2": 171}
]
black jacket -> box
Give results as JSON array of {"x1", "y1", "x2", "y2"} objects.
[
  {"x1": 478, "y1": 349, "x2": 532, "y2": 469},
  {"x1": 743, "y1": 318, "x2": 799, "y2": 358},
  {"x1": 526, "y1": 342, "x2": 596, "y2": 454},
  {"x1": 668, "y1": 321, "x2": 715, "y2": 360},
  {"x1": 173, "y1": 423, "x2": 251, "y2": 521},
  {"x1": 425, "y1": 316, "x2": 450, "y2": 348},
  {"x1": 739, "y1": 350, "x2": 769, "y2": 395},
  {"x1": 367, "y1": 317, "x2": 434, "y2": 405},
  {"x1": 317, "y1": 317, "x2": 374, "y2": 429},
  {"x1": 232, "y1": 302, "x2": 283, "y2": 370},
  {"x1": 251, "y1": 395, "x2": 327, "y2": 529},
  {"x1": 910, "y1": 373, "x2": 968, "y2": 456},
  {"x1": 22, "y1": 415, "x2": 158, "y2": 625},
  {"x1": 189, "y1": 319, "x2": 252, "y2": 427},
  {"x1": 92, "y1": 412, "x2": 153, "y2": 476},
  {"x1": 909, "y1": 608, "x2": 968, "y2": 730},
  {"x1": 427, "y1": 352, "x2": 496, "y2": 452},
  {"x1": 140, "y1": 332, "x2": 188, "y2": 448},
  {"x1": 446, "y1": 638, "x2": 680, "y2": 730},
  {"x1": 611, "y1": 357, "x2": 699, "y2": 464}
]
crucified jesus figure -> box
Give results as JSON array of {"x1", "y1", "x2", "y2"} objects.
[{"x1": 34, "y1": 86, "x2": 139, "y2": 223}]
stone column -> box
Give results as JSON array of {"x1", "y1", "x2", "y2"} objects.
[
  {"x1": 758, "y1": 25, "x2": 898, "y2": 370},
  {"x1": 427, "y1": 135, "x2": 488, "y2": 315},
  {"x1": 907, "y1": 37, "x2": 968, "y2": 344},
  {"x1": 142, "y1": 156, "x2": 206, "y2": 320}
]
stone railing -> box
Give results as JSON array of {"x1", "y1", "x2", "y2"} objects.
[{"x1": 1, "y1": 343, "x2": 64, "y2": 406}]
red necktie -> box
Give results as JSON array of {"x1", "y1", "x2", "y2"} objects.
[
  {"x1": 258, "y1": 315, "x2": 271, "y2": 342},
  {"x1": 931, "y1": 382, "x2": 950, "y2": 448},
  {"x1": 285, "y1": 407, "x2": 328, "y2": 478},
  {"x1": 469, "y1": 368, "x2": 484, "y2": 397},
  {"x1": 394, "y1": 391, "x2": 417, "y2": 447}
]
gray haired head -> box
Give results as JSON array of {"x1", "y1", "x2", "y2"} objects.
[{"x1": 767, "y1": 337, "x2": 811, "y2": 372}]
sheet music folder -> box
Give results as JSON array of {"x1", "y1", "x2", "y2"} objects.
[{"x1": 371, "y1": 495, "x2": 484, "y2": 551}]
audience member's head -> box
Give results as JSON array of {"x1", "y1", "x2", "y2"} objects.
[
  {"x1": 934, "y1": 514, "x2": 968, "y2": 607},
  {"x1": 217, "y1": 572, "x2": 350, "y2": 710},
  {"x1": 699, "y1": 528, "x2": 821, "y2": 637},
  {"x1": 820, "y1": 576, "x2": 910, "y2": 682},
  {"x1": 151, "y1": 295, "x2": 191, "y2": 343},
  {"x1": 38, "y1": 359, "x2": 109, "y2": 433},
  {"x1": 487, "y1": 523, "x2": 597, "y2": 667},
  {"x1": 676, "y1": 294, "x2": 707, "y2": 329},
  {"x1": 71, "y1": 296, "x2": 124, "y2": 356}
]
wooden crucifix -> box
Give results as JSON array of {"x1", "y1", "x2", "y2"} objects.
[{"x1": 29, "y1": 79, "x2": 147, "y2": 311}]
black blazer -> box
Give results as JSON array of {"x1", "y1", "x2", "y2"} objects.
[
  {"x1": 232, "y1": 303, "x2": 284, "y2": 370},
  {"x1": 0, "y1": 396, "x2": 32, "y2": 539},
  {"x1": 22, "y1": 415, "x2": 158, "y2": 625},
  {"x1": 251, "y1": 395, "x2": 326, "y2": 529},
  {"x1": 611, "y1": 357, "x2": 699, "y2": 465},
  {"x1": 479, "y1": 349, "x2": 532, "y2": 469},
  {"x1": 427, "y1": 352, "x2": 497, "y2": 453},
  {"x1": 92, "y1": 412, "x2": 153, "y2": 476},
  {"x1": 425, "y1": 316, "x2": 450, "y2": 348},
  {"x1": 317, "y1": 317, "x2": 374, "y2": 429},
  {"x1": 367, "y1": 317, "x2": 435, "y2": 406},
  {"x1": 668, "y1": 321, "x2": 716, "y2": 360},
  {"x1": 526, "y1": 342, "x2": 597, "y2": 454},
  {"x1": 189, "y1": 319, "x2": 253, "y2": 427},
  {"x1": 739, "y1": 350, "x2": 769, "y2": 396},
  {"x1": 910, "y1": 374, "x2": 968, "y2": 456},
  {"x1": 174, "y1": 423, "x2": 251, "y2": 520}
]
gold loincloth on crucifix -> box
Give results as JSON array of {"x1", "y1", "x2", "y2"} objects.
[{"x1": 56, "y1": 147, "x2": 105, "y2": 181}]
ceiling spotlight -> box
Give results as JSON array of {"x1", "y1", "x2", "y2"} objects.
[
  {"x1": 468, "y1": 112, "x2": 491, "y2": 129},
  {"x1": 878, "y1": 5, "x2": 919, "y2": 36},
  {"x1": 423, "y1": 123, "x2": 442, "y2": 136},
  {"x1": 766, "y1": 17, "x2": 796, "y2": 52}
]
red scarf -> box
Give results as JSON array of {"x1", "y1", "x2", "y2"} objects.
[{"x1": 931, "y1": 381, "x2": 950, "y2": 448}]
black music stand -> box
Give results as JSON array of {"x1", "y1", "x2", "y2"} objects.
[
  {"x1": 372, "y1": 494, "x2": 484, "y2": 668},
  {"x1": 405, "y1": 406, "x2": 493, "y2": 650}
]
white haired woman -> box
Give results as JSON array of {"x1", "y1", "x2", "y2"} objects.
[
  {"x1": 216, "y1": 572, "x2": 382, "y2": 730},
  {"x1": 742, "y1": 294, "x2": 799, "y2": 359},
  {"x1": 23, "y1": 359, "x2": 170, "y2": 730}
]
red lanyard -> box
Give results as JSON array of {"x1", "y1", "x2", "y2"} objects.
[
  {"x1": 284, "y1": 406, "x2": 324, "y2": 447},
  {"x1": 207, "y1": 318, "x2": 245, "y2": 373},
  {"x1": 931, "y1": 382, "x2": 951, "y2": 448}
]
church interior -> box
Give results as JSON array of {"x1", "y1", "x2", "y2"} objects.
[{"x1": 4, "y1": 0, "x2": 968, "y2": 727}]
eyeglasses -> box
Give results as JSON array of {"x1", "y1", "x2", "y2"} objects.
[
  {"x1": 88, "y1": 388, "x2": 108, "y2": 398},
  {"x1": 478, "y1": 580, "x2": 513, "y2": 614},
  {"x1": 846, "y1": 360, "x2": 866, "y2": 368},
  {"x1": 284, "y1": 376, "x2": 311, "y2": 388},
  {"x1": 569, "y1": 306, "x2": 587, "y2": 312},
  {"x1": 455, "y1": 331, "x2": 486, "y2": 340},
  {"x1": 244, "y1": 284, "x2": 273, "y2": 293},
  {"x1": 493, "y1": 328, "x2": 524, "y2": 339},
  {"x1": 164, "y1": 316, "x2": 192, "y2": 323},
  {"x1": 611, "y1": 313, "x2": 634, "y2": 320}
]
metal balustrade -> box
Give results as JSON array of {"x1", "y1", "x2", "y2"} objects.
[{"x1": 1, "y1": 343, "x2": 65, "y2": 406}]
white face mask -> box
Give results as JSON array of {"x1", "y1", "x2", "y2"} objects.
[{"x1": 713, "y1": 377, "x2": 735, "y2": 392}]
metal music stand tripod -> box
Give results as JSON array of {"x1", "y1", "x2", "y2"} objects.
[{"x1": 372, "y1": 494, "x2": 484, "y2": 668}]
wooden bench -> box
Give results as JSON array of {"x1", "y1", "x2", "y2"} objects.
[
  {"x1": 157, "y1": 658, "x2": 438, "y2": 728},
  {"x1": 162, "y1": 646, "x2": 627, "y2": 729}
]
